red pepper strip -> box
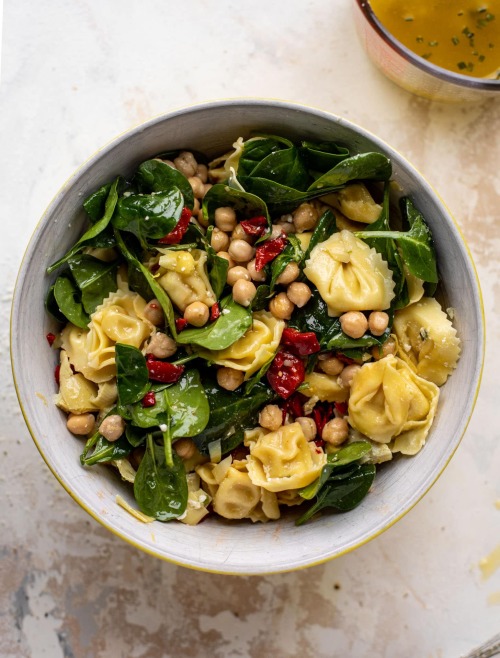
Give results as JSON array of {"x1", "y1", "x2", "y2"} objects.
[
  {"x1": 311, "y1": 402, "x2": 335, "y2": 439},
  {"x1": 46, "y1": 332, "x2": 56, "y2": 347},
  {"x1": 281, "y1": 327, "x2": 321, "y2": 357},
  {"x1": 240, "y1": 215, "x2": 268, "y2": 237},
  {"x1": 158, "y1": 207, "x2": 192, "y2": 244},
  {"x1": 336, "y1": 353, "x2": 356, "y2": 365},
  {"x1": 54, "y1": 365, "x2": 60, "y2": 386},
  {"x1": 175, "y1": 318, "x2": 188, "y2": 332},
  {"x1": 334, "y1": 401, "x2": 348, "y2": 416},
  {"x1": 266, "y1": 350, "x2": 305, "y2": 400},
  {"x1": 255, "y1": 235, "x2": 288, "y2": 271},
  {"x1": 314, "y1": 438, "x2": 325, "y2": 451},
  {"x1": 281, "y1": 392, "x2": 306, "y2": 422},
  {"x1": 210, "y1": 302, "x2": 221, "y2": 322},
  {"x1": 146, "y1": 360, "x2": 184, "y2": 383},
  {"x1": 142, "y1": 391, "x2": 156, "y2": 408}
]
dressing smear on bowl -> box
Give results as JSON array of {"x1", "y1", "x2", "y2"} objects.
[{"x1": 369, "y1": 0, "x2": 500, "y2": 78}]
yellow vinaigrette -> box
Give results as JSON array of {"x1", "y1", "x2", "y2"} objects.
[{"x1": 369, "y1": 0, "x2": 500, "y2": 78}]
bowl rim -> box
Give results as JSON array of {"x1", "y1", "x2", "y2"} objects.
[
  {"x1": 10, "y1": 98, "x2": 486, "y2": 574},
  {"x1": 355, "y1": 0, "x2": 500, "y2": 91}
]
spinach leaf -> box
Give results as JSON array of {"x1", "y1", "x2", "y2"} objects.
[
  {"x1": 135, "y1": 159, "x2": 195, "y2": 209},
  {"x1": 194, "y1": 379, "x2": 275, "y2": 454},
  {"x1": 165, "y1": 370, "x2": 210, "y2": 438},
  {"x1": 81, "y1": 432, "x2": 132, "y2": 466},
  {"x1": 134, "y1": 436, "x2": 187, "y2": 521},
  {"x1": 53, "y1": 275, "x2": 90, "y2": 329},
  {"x1": 115, "y1": 344, "x2": 150, "y2": 406},
  {"x1": 250, "y1": 143, "x2": 309, "y2": 191},
  {"x1": 299, "y1": 441, "x2": 372, "y2": 500},
  {"x1": 129, "y1": 388, "x2": 170, "y2": 428},
  {"x1": 300, "y1": 140, "x2": 350, "y2": 172},
  {"x1": 125, "y1": 424, "x2": 150, "y2": 447},
  {"x1": 45, "y1": 284, "x2": 66, "y2": 323},
  {"x1": 244, "y1": 356, "x2": 275, "y2": 395},
  {"x1": 176, "y1": 295, "x2": 252, "y2": 350},
  {"x1": 202, "y1": 182, "x2": 270, "y2": 230},
  {"x1": 250, "y1": 284, "x2": 272, "y2": 311},
  {"x1": 237, "y1": 136, "x2": 293, "y2": 177},
  {"x1": 355, "y1": 197, "x2": 438, "y2": 283},
  {"x1": 84, "y1": 183, "x2": 112, "y2": 222},
  {"x1": 303, "y1": 209, "x2": 337, "y2": 262},
  {"x1": 205, "y1": 226, "x2": 229, "y2": 298},
  {"x1": 296, "y1": 463, "x2": 376, "y2": 526},
  {"x1": 67, "y1": 255, "x2": 118, "y2": 314},
  {"x1": 325, "y1": 321, "x2": 390, "y2": 351},
  {"x1": 237, "y1": 176, "x2": 317, "y2": 214},
  {"x1": 47, "y1": 178, "x2": 120, "y2": 273},
  {"x1": 269, "y1": 234, "x2": 303, "y2": 292},
  {"x1": 113, "y1": 188, "x2": 184, "y2": 242},
  {"x1": 308, "y1": 152, "x2": 392, "y2": 191}
]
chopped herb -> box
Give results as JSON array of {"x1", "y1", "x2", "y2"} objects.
[
  {"x1": 489, "y1": 43, "x2": 495, "y2": 48},
  {"x1": 458, "y1": 10, "x2": 464, "y2": 16},
  {"x1": 419, "y1": 328, "x2": 429, "y2": 341},
  {"x1": 422, "y1": 53, "x2": 432, "y2": 60},
  {"x1": 428, "y1": 41, "x2": 439, "y2": 47},
  {"x1": 404, "y1": 16, "x2": 414, "y2": 22},
  {"x1": 467, "y1": 62, "x2": 474, "y2": 72},
  {"x1": 479, "y1": 54, "x2": 485, "y2": 62},
  {"x1": 416, "y1": 36, "x2": 424, "y2": 43},
  {"x1": 457, "y1": 61, "x2": 467, "y2": 70},
  {"x1": 452, "y1": 36, "x2": 460, "y2": 46}
]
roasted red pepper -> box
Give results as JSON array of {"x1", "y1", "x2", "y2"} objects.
[
  {"x1": 46, "y1": 332, "x2": 56, "y2": 347},
  {"x1": 334, "y1": 401, "x2": 348, "y2": 416},
  {"x1": 266, "y1": 350, "x2": 305, "y2": 399},
  {"x1": 158, "y1": 207, "x2": 192, "y2": 244},
  {"x1": 281, "y1": 392, "x2": 306, "y2": 423},
  {"x1": 311, "y1": 402, "x2": 335, "y2": 439},
  {"x1": 146, "y1": 360, "x2": 184, "y2": 383},
  {"x1": 280, "y1": 327, "x2": 321, "y2": 356},
  {"x1": 175, "y1": 318, "x2": 188, "y2": 332},
  {"x1": 240, "y1": 215, "x2": 268, "y2": 237},
  {"x1": 336, "y1": 353, "x2": 356, "y2": 365},
  {"x1": 210, "y1": 302, "x2": 221, "y2": 322},
  {"x1": 142, "y1": 391, "x2": 156, "y2": 408},
  {"x1": 54, "y1": 365, "x2": 60, "y2": 386},
  {"x1": 255, "y1": 235, "x2": 288, "y2": 271}
]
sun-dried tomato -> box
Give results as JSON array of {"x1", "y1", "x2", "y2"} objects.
[
  {"x1": 334, "y1": 401, "x2": 348, "y2": 416},
  {"x1": 281, "y1": 392, "x2": 306, "y2": 423},
  {"x1": 255, "y1": 235, "x2": 287, "y2": 271},
  {"x1": 336, "y1": 353, "x2": 357, "y2": 365},
  {"x1": 240, "y1": 215, "x2": 268, "y2": 237},
  {"x1": 54, "y1": 365, "x2": 60, "y2": 386},
  {"x1": 46, "y1": 333, "x2": 56, "y2": 347},
  {"x1": 266, "y1": 350, "x2": 305, "y2": 400},
  {"x1": 158, "y1": 207, "x2": 192, "y2": 244},
  {"x1": 210, "y1": 302, "x2": 221, "y2": 322},
  {"x1": 146, "y1": 360, "x2": 184, "y2": 383},
  {"x1": 311, "y1": 401, "x2": 335, "y2": 439},
  {"x1": 142, "y1": 391, "x2": 156, "y2": 408},
  {"x1": 175, "y1": 318, "x2": 188, "y2": 332},
  {"x1": 280, "y1": 327, "x2": 321, "y2": 356}
]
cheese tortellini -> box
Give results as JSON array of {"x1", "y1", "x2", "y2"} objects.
[
  {"x1": 348, "y1": 355, "x2": 439, "y2": 455},
  {"x1": 327, "y1": 183, "x2": 382, "y2": 224},
  {"x1": 304, "y1": 230, "x2": 395, "y2": 316},
  {"x1": 157, "y1": 248, "x2": 215, "y2": 312},
  {"x1": 301, "y1": 372, "x2": 349, "y2": 403},
  {"x1": 393, "y1": 297, "x2": 461, "y2": 386},
  {"x1": 198, "y1": 311, "x2": 285, "y2": 379},
  {"x1": 246, "y1": 422, "x2": 326, "y2": 492},
  {"x1": 55, "y1": 351, "x2": 99, "y2": 414}
]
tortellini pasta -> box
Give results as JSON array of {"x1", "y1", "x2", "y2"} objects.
[
  {"x1": 393, "y1": 297, "x2": 461, "y2": 386},
  {"x1": 246, "y1": 422, "x2": 326, "y2": 492},
  {"x1": 55, "y1": 351, "x2": 99, "y2": 414},
  {"x1": 178, "y1": 474, "x2": 211, "y2": 526},
  {"x1": 348, "y1": 355, "x2": 439, "y2": 455},
  {"x1": 327, "y1": 183, "x2": 382, "y2": 224},
  {"x1": 301, "y1": 372, "x2": 349, "y2": 403},
  {"x1": 198, "y1": 311, "x2": 285, "y2": 378},
  {"x1": 304, "y1": 230, "x2": 395, "y2": 316},
  {"x1": 157, "y1": 248, "x2": 215, "y2": 312}
]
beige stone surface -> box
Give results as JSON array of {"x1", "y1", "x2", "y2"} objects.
[{"x1": 1, "y1": 1, "x2": 499, "y2": 656}]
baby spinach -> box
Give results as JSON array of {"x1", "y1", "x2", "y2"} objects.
[
  {"x1": 237, "y1": 135, "x2": 294, "y2": 177},
  {"x1": 356, "y1": 197, "x2": 438, "y2": 283},
  {"x1": 115, "y1": 344, "x2": 150, "y2": 406},
  {"x1": 269, "y1": 234, "x2": 303, "y2": 291},
  {"x1": 134, "y1": 435, "x2": 187, "y2": 521},
  {"x1": 47, "y1": 178, "x2": 120, "y2": 273},
  {"x1": 250, "y1": 284, "x2": 272, "y2": 312},
  {"x1": 84, "y1": 183, "x2": 112, "y2": 222},
  {"x1": 202, "y1": 183, "x2": 271, "y2": 230},
  {"x1": 204, "y1": 227, "x2": 229, "y2": 299},
  {"x1": 308, "y1": 152, "x2": 392, "y2": 192},
  {"x1": 135, "y1": 159, "x2": 195, "y2": 209},
  {"x1": 129, "y1": 389, "x2": 170, "y2": 428},
  {"x1": 249, "y1": 142, "x2": 309, "y2": 191},
  {"x1": 300, "y1": 140, "x2": 350, "y2": 172},
  {"x1": 81, "y1": 432, "x2": 132, "y2": 466},
  {"x1": 303, "y1": 209, "x2": 337, "y2": 262},
  {"x1": 67, "y1": 255, "x2": 118, "y2": 315},
  {"x1": 325, "y1": 321, "x2": 390, "y2": 351},
  {"x1": 296, "y1": 463, "x2": 376, "y2": 526},
  {"x1": 45, "y1": 283, "x2": 67, "y2": 323},
  {"x1": 113, "y1": 187, "x2": 184, "y2": 242},
  {"x1": 53, "y1": 275, "x2": 90, "y2": 329},
  {"x1": 176, "y1": 295, "x2": 252, "y2": 350},
  {"x1": 166, "y1": 370, "x2": 210, "y2": 438}
]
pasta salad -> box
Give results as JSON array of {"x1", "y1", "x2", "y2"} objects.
[{"x1": 45, "y1": 135, "x2": 460, "y2": 526}]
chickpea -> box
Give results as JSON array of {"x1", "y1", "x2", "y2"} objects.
[
  {"x1": 322, "y1": 418, "x2": 349, "y2": 446},
  {"x1": 231, "y1": 223, "x2": 253, "y2": 244},
  {"x1": 296, "y1": 416, "x2": 317, "y2": 441},
  {"x1": 319, "y1": 356, "x2": 344, "y2": 376},
  {"x1": 143, "y1": 299, "x2": 164, "y2": 326},
  {"x1": 372, "y1": 337, "x2": 397, "y2": 360},
  {"x1": 259, "y1": 404, "x2": 282, "y2": 431},
  {"x1": 276, "y1": 261, "x2": 300, "y2": 285},
  {"x1": 174, "y1": 151, "x2": 197, "y2": 178},
  {"x1": 286, "y1": 282, "x2": 312, "y2": 308},
  {"x1": 215, "y1": 207, "x2": 237, "y2": 232},
  {"x1": 339, "y1": 364, "x2": 362, "y2": 388},
  {"x1": 228, "y1": 239, "x2": 254, "y2": 263},
  {"x1": 227, "y1": 266, "x2": 251, "y2": 286},
  {"x1": 99, "y1": 414, "x2": 125, "y2": 442},
  {"x1": 292, "y1": 202, "x2": 319, "y2": 233},
  {"x1": 193, "y1": 198, "x2": 200, "y2": 214},
  {"x1": 369, "y1": 311, "x2": 389, "y2": 336},
  {"x1": 232, "y1": 279, "x2": 257, "y2": 307},
  {"x1": 146, "y1": 332, "x2": 177, "y2": 359},
  {"x1": 271, "y1": 225, "x2": 286, "y2": 239},
  {"x1": 247, "y1": 259, "x2": 266, "y2": 282},
  {"x1": 188, "y1": 176, "x2": 205, "y2": 199},
  {"x1": 66, "y1": 413, "x2": 95, "y2": 436},
  {"x1": 202, "y1": 183, "x2": 212, "y2": 197},
  {"x1": 340, "y1": 311, "x2": 368, "y2": 339},
  {"x1": 211, "y1": 228, "x2": 230, "y2": 253},
  {"x1": 184, "y1": 301, "x2": 209, "y2": 327},
  {"x1": 217, "y1": 367, "x2": 244, "y2": 391},
  {"x1": 196, "y1": 208, "x2": 208, "y2": 228},
  {"x1": 195, "y1": 164, "x2": 208, "y2": 183},
  {"x1": 269, "y1": 292, "x2": 295, "y2": 320},
  {"x1": 217, "y1": 251, "x2": 235, "y2": 269},
  {"x1": 174, "y1": 438, "x2": 196, "y2": 460}
]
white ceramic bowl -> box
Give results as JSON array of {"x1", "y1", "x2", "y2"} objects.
[{"x1": 11, "y1": 100, "x2": 483, "y2": 574}]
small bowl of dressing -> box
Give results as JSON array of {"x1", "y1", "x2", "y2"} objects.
[{"x1": 354, "y1": 0, "x2": 500, "y2": 102}]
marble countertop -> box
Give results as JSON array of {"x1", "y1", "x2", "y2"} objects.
[{"x1": 1, "y1": 1, "x2": 499, "y2": 656}]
